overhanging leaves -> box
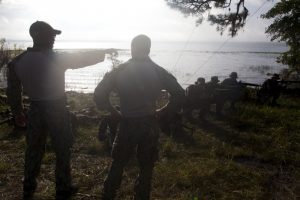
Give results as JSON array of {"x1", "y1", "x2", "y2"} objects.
[{"x1": 165, "y1": 0, "x2": 249, "y2": 37}]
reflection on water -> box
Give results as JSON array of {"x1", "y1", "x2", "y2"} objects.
[{"x1": 248, "y1": 65, "x2": 272, "y2": 75}]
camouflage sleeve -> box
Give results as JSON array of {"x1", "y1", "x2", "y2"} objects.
[
  {"x1": 221, "y1": 79, "x2": 228, "y2": 86},
  {"x1": 93, "y1": 70, "x2": 116, "y2": 111},
  {"x1": 157, "y1": 66, "x2": 186, "y2": 111},
  {"x1": 56, "y1": 50, "x2": 105, "y2": 70},
  {"x1": 6, "y1": 62, "x2": 23, "y2": 115}
]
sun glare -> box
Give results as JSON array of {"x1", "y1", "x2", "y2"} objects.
[
  {"x1": 14, "y1": 0, "x2": 172, "y2": 42},
  {"x1": 1, "y1": 0, "x2": 274, "y2": 43}
]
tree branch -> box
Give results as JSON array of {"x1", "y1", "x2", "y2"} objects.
[{"x1": 165, "y1": 0, "x2": 249, "y2": 37}]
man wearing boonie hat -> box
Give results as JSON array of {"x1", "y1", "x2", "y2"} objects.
[{"x1": 6, "y1": 20, "x2": 117, "y2": 200}]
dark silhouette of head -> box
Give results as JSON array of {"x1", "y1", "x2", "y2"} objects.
[
  {"x1": 196, "y1": 77, "x2": 205, "y2": 85},
  {"x1": 131, "y1": 34, "x2": 151, "y2": 59},
  {"x1": 29, "y1": 21, "x2": 61, "y2": 49},
  {"x1": 229, "y1": 72, "x2": 238, "y2": 79},
  {"x1": 211, "y1": 76, "x2": 220, "y2": 83},
  {"x1": 271, "y1": 73, "x2": 280, "y2": 80}
]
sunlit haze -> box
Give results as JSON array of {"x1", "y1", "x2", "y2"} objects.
[{"x1": 1, "y1": 0, "x2": 277, "y2": 44}]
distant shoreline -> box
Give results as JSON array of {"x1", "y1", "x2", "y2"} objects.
[{"x1": 4, "y1": 40, "x2": 288, "y2": 53}]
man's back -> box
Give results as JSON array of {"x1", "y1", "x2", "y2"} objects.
[
  {"x1": 206, "y1": 81, "x2": 219, "y2": 96},
  {"x1": 222, "y1": 77, "x2": 238, "y2": 86},
  {"x1": 95, "y1": 35, "x2": 185, "y2": 200},
  {"x1": 116, "y1": 58, "x2": 162, "y2": 114},
  {"x1": 96, "y1": 57, "x2": 182, "y2": 118}
]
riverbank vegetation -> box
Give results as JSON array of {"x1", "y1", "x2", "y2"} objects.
[
  {"x1": 0, "y1": 39, "x2": 23, "y2": 71},
  {"x1": 0, "y1": 91, "x2": 299, "y2": 200}
]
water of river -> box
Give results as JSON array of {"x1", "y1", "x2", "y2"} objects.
[{"x1": 0, "y1": 40, "x2": 288, "y2": 92}]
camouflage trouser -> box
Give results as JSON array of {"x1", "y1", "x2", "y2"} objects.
[
  {"x1": 215, "y1": 90, "x2": 243, "y2": 114},
  {"x1": 23, "y1": 99, "x2": 73, "y2": 194},
  {"x1": 183, "y1": 98, "x2": 210, "y2": 120},
  {"x1": 102, "y1": 116, "x2": 159, "y2": 200},
  {"x1": 257, "y1": 89, "x2": 280, "y2": 105}
]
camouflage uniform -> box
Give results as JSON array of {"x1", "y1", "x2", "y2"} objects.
[
  {"x1": 258, "y1": 75, "x2": 281, "y2": 105},
  {"x1": 24, "y1": 99, "x2": 73, "y2": 194},
  {"x1": 217, "y1": 75, "x2": 243, "y2": 114},
  {"x1": 6, "y1": 46, "x2": 107, "y2": 199},
  {"x1": 184, "y1": 83, "x2": 206, "y2": 120},
  {"x1": 205, "y1": 81, "x2": 220, "y2": 101},
  {"x1": 205, "y1": 80, "x2": 221, "y2": 114},
  {"x1": 6, "y1": 52, "x2": 26, "y2": 116},
  {"x1": 104, "y1": 117, "x2": 159, "y2": 200},
  {"x1": 94, "y1": 56, "x2": 185, "y2": 200}
]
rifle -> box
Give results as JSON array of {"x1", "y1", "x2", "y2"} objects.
[
  {"x1": 0, "y1": 105, "x2": 29, "y2": 128},
  {"x1": 0, "y1": 116, "x2": 14, "y2": 125},
  {"x1": 278, "y1": 80, "x2": 300, "y2": 85},
  {"x1": 0, "y1": 109, "x2": 14, "y2": 125},
  {"x1": 278, "y1": 80, "x2": 300, "y2": 96},
  {"x1": 239, "y1": 82, "x2": 261, "y2": 87}
]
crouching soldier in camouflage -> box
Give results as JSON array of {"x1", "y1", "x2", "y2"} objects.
[
  {"x1": 94, "y1": 35, "x2": 185, "y2": 200},
  {"x1": 217, "y1": 72, "x2": 243, "y2": 115},
  {"x1": 257, "y1": 73, "x2": 281, "y2": 106},
  {"x1": 205, "y1": 76, "x2": 221, "y2": 115},
  {"x1": 6, "y1": 21, "x2": 117, "y2": 200}
]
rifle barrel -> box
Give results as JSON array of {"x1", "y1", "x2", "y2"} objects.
[
  {"x1": 240, "y1": 82, "x2": 260, "y2": 87},
  {"x1": 0, "y1": 117, "x2": 13, "y2": 125},
  {"x1": 279, "y1": 80, "x2": 300, "y2": 84}
]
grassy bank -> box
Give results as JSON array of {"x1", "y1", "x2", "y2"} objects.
[{"x1": 0, "y1": 92, "x2": 299, "y2": 200}]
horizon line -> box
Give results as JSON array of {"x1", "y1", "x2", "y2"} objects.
[{"x1": 4, "y1": 39, "x2": 282, "y2": 43}]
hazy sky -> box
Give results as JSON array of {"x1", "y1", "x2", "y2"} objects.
[{"x1": 0, "y1": 0, "x2": 277, "y2": 42}]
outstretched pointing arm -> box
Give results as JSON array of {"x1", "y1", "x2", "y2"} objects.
[{"x1": 57, "y1": 49, "x2": 118, "y2": 70}]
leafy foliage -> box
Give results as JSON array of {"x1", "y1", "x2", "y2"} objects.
[
  {"x1": 262, "y1": 0, "x2": 300, "y2": 73},
  {"x1": 0, "y1": 38, "x2": 10, "y2": 71},
  {"x1": 165, "y1": 0, "x2": 248, "y2": 37}
]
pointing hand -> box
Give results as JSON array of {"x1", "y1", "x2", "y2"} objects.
[{"x1": 104, "y1": 48, "x2": 118, "y2": 56}]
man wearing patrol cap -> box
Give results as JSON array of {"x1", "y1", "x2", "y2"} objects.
[
  {"x1": 29, "y1": 21, "x2": 62, "y2": 49},
  {"x1": 6, "y1": 21, "x2": 117, "y2": 199}
]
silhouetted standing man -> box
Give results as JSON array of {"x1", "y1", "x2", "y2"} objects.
[
  {"x1": 94, "y1": 35, "x2": 185, "y2": 200},
  {"x1": 6, "y1": 21, "x2": 116, "y2": 200}
]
